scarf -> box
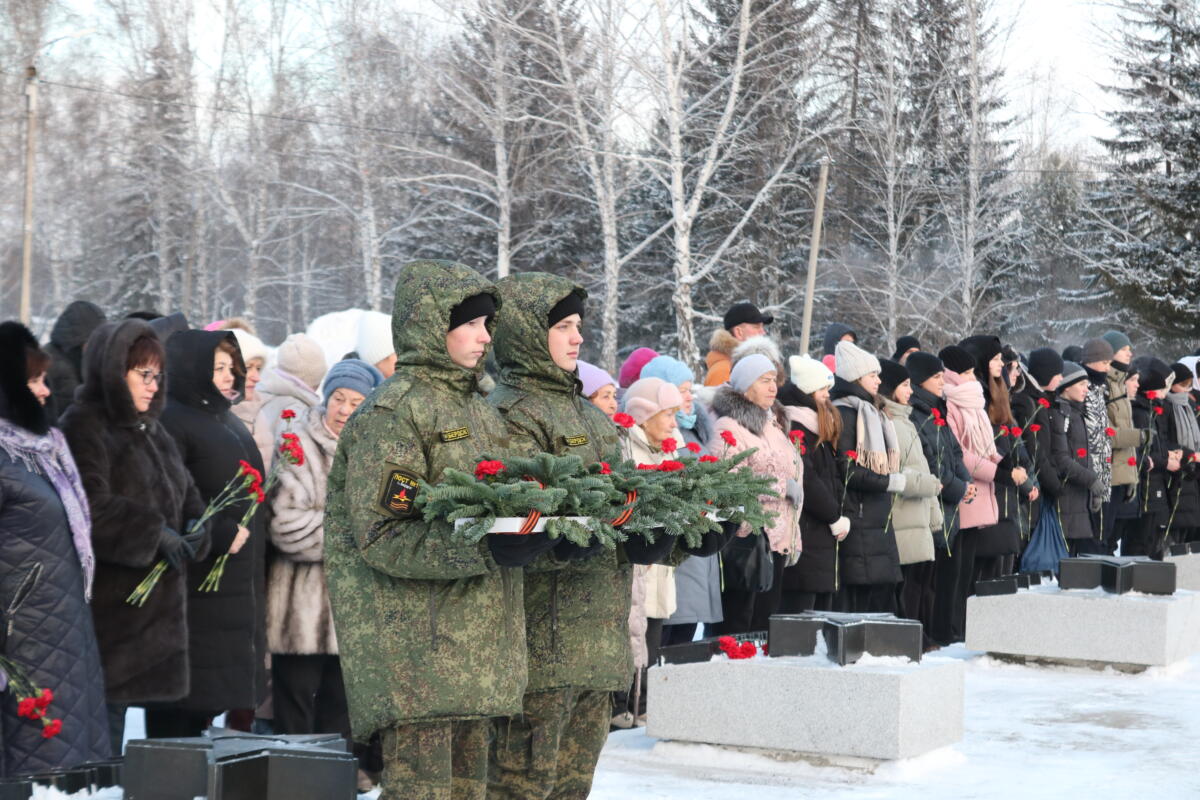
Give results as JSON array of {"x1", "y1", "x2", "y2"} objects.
[
  {"x1": 0, "y1": 419, "x2": 95, "y2": 599},
  {"x1": 676, "y1": 410, "x2": 697, "y2": 430},
  {"x1": 1167, "y1": 390, "x2": 1200, "y2": 454},
  {"x1": 943, "y1": 373, "x2": 998, "y2": 461},
  {"x1": 832, "y1": 394, "x2": 899, "y2": 475}
]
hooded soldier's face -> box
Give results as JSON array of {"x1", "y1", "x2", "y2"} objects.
[
  {"x1": 445, "y1": 317, "x2": 492, "y2": 369},
  {"x1": 548, "y1": 314, "x2": 583, "y2": 372}
]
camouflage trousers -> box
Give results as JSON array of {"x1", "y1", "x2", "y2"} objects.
[
  {"x1": 378, "y1": 719, "x2": 489, "y2": 800},
  {"x1": 488, "y1": 688, "x2": 610, "y2": 800}
]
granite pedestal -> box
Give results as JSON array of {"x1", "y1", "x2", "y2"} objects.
[
  {"x1": 966, "y1": 585, "x2": 1200, "y2": 669},
  {"x1": 646, "y1": 655, "x2": 964, "y2": 761},
  {"x1": 1166, "y1": 552, "x2": 1200, "y2": 591}
]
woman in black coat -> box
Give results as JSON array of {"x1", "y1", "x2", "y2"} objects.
[
  {"x1": 778, "y1": 367, "x2": 847, "y2": 613},
  {"x1": 1162, "y1": 363, "x2": 1200, "y2": 545},
  {"x1": 60, "y1": 319, "x2": 208, "y2": 753},
  {"x1": 152, "y1": 330, "x2": 267, "y2": 737},
  {"x1": 0, "y1": 323, "x2": 109, "y2": 776},
  {"x1": 1125, "y1": 358, "x2": 1173, "y2": 558},
  {"x1": 829, "y1": 342, "x2": 905, "y2": 613},
  {"x1": 1051, "y1": 364, "x2": 1102, "y2": 552}
]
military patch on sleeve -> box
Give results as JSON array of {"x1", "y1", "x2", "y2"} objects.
[
  {"x1": 379, "y1": 468, "x2": 421, "y2": 518},
  {"x1": 440, "y1": 426, "x2": 471, "y2": 443},
  {"x1": 563, "y1": 434, "x2": 590, "y2": 447}
]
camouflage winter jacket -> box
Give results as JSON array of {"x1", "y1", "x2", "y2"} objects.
[
  {"x1": 488, "y1": 272, "x2": 634, "y2": 694},
  {"x1": 324, "y1": 260, "x2": 527, "y2": 740}
]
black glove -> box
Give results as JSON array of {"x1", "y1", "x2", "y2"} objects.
[
  {"x1": 182, "y1": 519, "x2": 210, "y2": 559},
  {"x1": 158, "y1": 526, "x2": 196, "y2": 572},
  {"x1": 622, "y1": 529, "x2": 678, "y2": 565},
  {"x1": 553, "y1": 537, "x2": 605, "y2": 563},
  {"x1": 487, "y1": 531, "x2": 558, "y2": 568},
  {"x1": 681, "y1": 520, "x2": 739, "y2": 556}
]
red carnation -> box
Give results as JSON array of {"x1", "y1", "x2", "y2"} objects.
[
  {"x1": 658, "y1": 460, "x2": 685, "y2": 472},
  {"x1": 997, "y1": 426, "x2": 1009, "y2": 437},
  {"x1": 280, "y1": 409, "x2": 296, "y2": 420},
  {"x1": 474, "y1": 460, "x2": 505, "y2": 480},
  {"x1": 699, "y1": 455, "x2": 719, "y2": 463},
  {"x1": 1146, "y1": 391, "x2": 1158, "y2": 400},
  {"x1": 1076, "y1": 448, "x2": 1087, "y2": 458},
  {"x1": 1155, "y1": 406, "x2": 1165, "y2": 416},
  {"x1": 1105, "y1": 427, "x2": 1116, "y2": 438},
  {"x1": 935, "y1": 418, "x2": 947, "y2": 427},
  {"x1": 1029, "y1": 424, "x2": 1042, "y2": 433},
  {"x1": 1106, "y1": 457, "x2": 1112, "y2": 464},
  {"x1": 845, "y1": 450, "x2": 858, "y2": 461},
  {"x1": 598, "y1": 462, "x2": 612, "y2": 475},
  {"x1": 613, "y1": 412, "x2": 636, "y2": 429},
  {"x1": 41, "y1": 719, "x2": 62, "y2": 739},
  {"x1": 685, "y1": 442, "x2": 701, "y2": 454},
  {"x1": 34, "y1": 688, "x2": 53, "y2": 710},
  {"x1": 1010, "y1": 426, "x2": 1023, "y2": 437},
  {"x1": 1037, "y1": 398, "x2": 1051, "y2": 408},
  {"x1": 788, "y1": 430, "x2": 805, "y2": 444},
  {"x1": 931, "y1": 407, "x2": 943, "y2": 419},
  {"x1": 720, "y1": 430, "x2": 738, "y2": 447},
  {"x1": 738, "y1": 641, "x2": 758, "y2": 658},
  {"x1": 661, "y1": 437, "x2": 678, "y2": 454},
  {"x1": 1128, "y1": 456, "x2": 1138, "y2": 466},
  {"x1": 637, "y1": 463, "x2": 659, "y2": 471},
  {"x1": 17, "y1": 698, "x2": 38, "y2": 719}
]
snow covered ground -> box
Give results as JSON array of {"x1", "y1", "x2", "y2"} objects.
[{"x1": 590, "y1": 645, "x2": 1200, "y2": 799}]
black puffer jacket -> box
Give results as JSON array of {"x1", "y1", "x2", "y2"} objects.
[
  {"x1": 1162, "y1": 390, "x2": 1200, "y2": 531},
  {"x1": 779, "y1": 383, "x2": 840, "y2": 594},
  {"x1": 60, "y1": 320, "x2": 207, "y2": 704},
  {"x1": 0, "y1": 323, "x2": 109, "y2": 776},
  {"x1": 159, "y1": 330, "x2": 268, "y2": 712},
  {"x1": 44, "y1": 301, "x2": 105, "y2": 422},
  {"x1": 910, "y1": 386, "x2": 970, "y2": 552},
  {"x1": 1051, "y1": 397, "x2": 1098, "y2": 540},
  {"x1": 1132, "y1": 393, "x2": 1170, "y2": 516},
  {"x1": 830, "y1": 377, "x2": 901, "y2": 586},
  {"x1": 1013, "y1": 383, "x2": 1060, "y2": 527}
]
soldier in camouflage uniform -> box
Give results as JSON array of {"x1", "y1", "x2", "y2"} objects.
[
  {"x1": 486, "y1": 272, "x2": 635, "y2": 799},
  {"x1": 324, "y1": 261, "x2": 552, "y2": 800}
]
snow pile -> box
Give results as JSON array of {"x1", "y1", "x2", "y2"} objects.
[
  {"x1": 28, "y1": 788, "x2": 121, "y2": 800},
  {"x1": 593, "y1": 645, "x2": 1200, "y2": 798}
]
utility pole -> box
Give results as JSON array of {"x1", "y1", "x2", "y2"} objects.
[
  {"x1": 799, "y1": 157, "x2": 830, "y2": 356},
  {"x1": 19, "y1": 65, "x2": 38, "y2": 325}
]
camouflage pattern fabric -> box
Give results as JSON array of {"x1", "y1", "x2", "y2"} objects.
[
  {"x1": 488, "y1": 688, "x2": 611, "y2": 800},
  {"x1": 324, "y1": 260, "x2": 527, "y2": 744},
  {"x1": 379, "y1": 719, "x2": 489, "y2": 800},
  {"x1": 487, "y1": 272, "x2": 634, "y2": 694}
]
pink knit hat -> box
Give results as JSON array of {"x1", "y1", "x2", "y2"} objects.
[
  {"x1": 619, "y1": 347, "x2": 659, "y2": 389},
  {"x1": 623, "y1": 377, "x2": 684, "y2": 425}
]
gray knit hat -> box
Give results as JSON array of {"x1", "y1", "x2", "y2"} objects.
[
  {"x1": 1058, "y1": 360, "x2": 1088, "y2": 392},
  {"x1": 1102, "y1": 330, "x2": 1132, "y2": 355},
  {"x1": 323, "y1": 358, "x2": 384, "y2": 404},
  {"x1": 1080, "y1": 337, "x2": 1115, "y2": 365},
  {"x1": 835, "y1": 340, "x2": 882, "y2": 384},
  {"x1": 729, "y1": 354, "x2": 778, "y2": 393}
]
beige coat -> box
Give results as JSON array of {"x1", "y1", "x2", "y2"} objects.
[
  {"x1": 622, "y1": 423, "x2": 679, "y2": 668},
  {"x1": 882, "y1": 398, "x2": 940, "y2": 564}
]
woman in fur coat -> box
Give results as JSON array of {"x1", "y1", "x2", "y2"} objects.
[{"x1": 267, "y1": 359, "x2": 381, "y2": 741}]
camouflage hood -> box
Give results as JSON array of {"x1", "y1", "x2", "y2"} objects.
[
  {"x1": 493, "y1": 272, "x2": 587, "y2": 395},
  {"x1": 392, "y1": 260, "x2": 501, "y2": 392}
]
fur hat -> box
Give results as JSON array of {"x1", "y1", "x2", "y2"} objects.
[
  {"x1": 732, "y1": 335, "x2": 785, "y2": 377},
  {"x1": 618, "y1": 347, "x2": 659, "y2": 389},
  {"x1": 623, "y1": 377, "x2": 684, "y2": 425},
  {"x1": 276, "y1": 333, "x2": 328, "y2": 390},
  {"x1": 835, "y1": 340, "x2": 881, "y2": 384},
  {"x1": 577, "y1": 360, "x2": 616, "y2": 398},
  {"x1": 354, "y1": 311, "x2": 395, "y2": 367},
  {"x1": 788, "y1": 355, "x2": 834, "y2": 394}
]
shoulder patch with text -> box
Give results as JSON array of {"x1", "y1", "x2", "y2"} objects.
[
  {"x1": 440, "y1": 426, "x2": 471, "y2": 443},
  {"x1": 379, "y1": 468, "x2": 421, "y2": 518},
  {"x1": 563, "y1": 434, "x2": 590, "y2": 447}
]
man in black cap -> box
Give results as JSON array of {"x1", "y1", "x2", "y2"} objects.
[{"x1": 703, "y1": 302, "x2": 774, "y2": 386}]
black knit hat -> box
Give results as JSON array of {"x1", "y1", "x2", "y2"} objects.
[
  {"x1": 905, "y1": 351, "x2": 944, "y2": 387},
  {"x1": 1063, "y1": 345, "x2": 1083, "y2": 364},
  {"x1": 1058, "y1": 361, "x2": 1088, "y2": 393},
  {"x1": 1171, "y1": 362, "x2": 1194, "y2": 389},
  {"x1": 893, "y1": 336, "x2": 921, "y2": 361},
  {"x1": 939, "y1": 345, "x2": 976, "y2": 375},
  {"x1": 959, "y1": 335, "x2": 1003, "y2": 378},
  {"x1": 1135, "y1": 357, "x2": 1172, "y2": 393},
  {"x1": 1027, "y1": 347, "x2": 1064, "y2": 389},
  {"x1": 879, "y1": 358, "x2": 911, "y2": 397},
  {"x1": 448, "y1": 292, "x2": 498, "y2": 331},
  {"x1": 547, "y1": 292, "x2": 585, "y2": 328}
]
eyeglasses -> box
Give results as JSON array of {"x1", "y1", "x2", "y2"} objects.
[{"x1": 133, "y1": 368, "x2": 164, "y2": 386}]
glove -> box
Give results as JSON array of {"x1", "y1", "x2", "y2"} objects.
[
  {"x1": 830, "y1": 516, "x2": 851, "y2": 539},
  {"x1": 1089, "y1": 478, "x2": 1106, "y2": 498},
  {"x1": 1089, "y1": 493, "x2": 1103, "y2": 514},
  {"x1": 887, "y1": 472, "x2": 908, "y2": 494},
  {"x1": 552, "y1": 537, "x2": 605, "y2": 563},
  {"x1": 158, "y1": 526, "x2": 196, "y2": 572},
  {"x1": 182, "y1": 518, "x2": 210, "y2": 559},
  {"x1": 785, "y1": 478, "x2": 803, "y2": 507},
  {"x1": 622, "y1": 529, "x2": 678, "y2": 565},
  {"x1": 681, "y1": 521, "x2": 738, "y2": 557},
  {"x1": 487, "y1": 531, "x2": 558, "y2": 568}
]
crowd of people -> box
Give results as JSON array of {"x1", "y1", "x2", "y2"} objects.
[{"x1": 2, "y1": 267, "x2": 1200, "y2": 799}]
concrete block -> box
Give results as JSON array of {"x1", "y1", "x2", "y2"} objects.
[
  {"x1": 1166, "y1": 552, "x2": 1200, "y2": 591},
  {"x1": 646, "y1": 655, "x2": 964, "y2": 760},
  {"x1": 966, "y1": 586, "x2": 1200, "y2": 668}
]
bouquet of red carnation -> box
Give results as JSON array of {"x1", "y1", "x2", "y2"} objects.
[
  {"x1": 0, "y1": 656, "x2": 62, "y2": 739},
  {"x1": 199, "y1": 424, "x2": 306, "y2": 592},
  {"x1": 717, "y1": 635, "x2": 758, "y2": 660}
]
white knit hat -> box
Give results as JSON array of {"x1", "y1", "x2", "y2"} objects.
[
  {"x1": 230, "y1": 329, "x2": 268, "y2": 366},
  {"x1": 355, "y1": 311, "x2": 395, "y2": 367},
  {"x1": 835, "y1": 340, "x2": 881, "y2": 384},
  {"x1": 789, "y1": 355, "x2": 834, "y2": 394},
  {"x1": 276, "y1": 333, "x2": 328, "y2": 390},
  {"x1": 623, "y1": 377, "x2": 685, "y2": 425}
]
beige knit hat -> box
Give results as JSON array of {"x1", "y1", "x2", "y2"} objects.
[{"x1": 276, "y1": 333, "x2": 328, "y2": 390}]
